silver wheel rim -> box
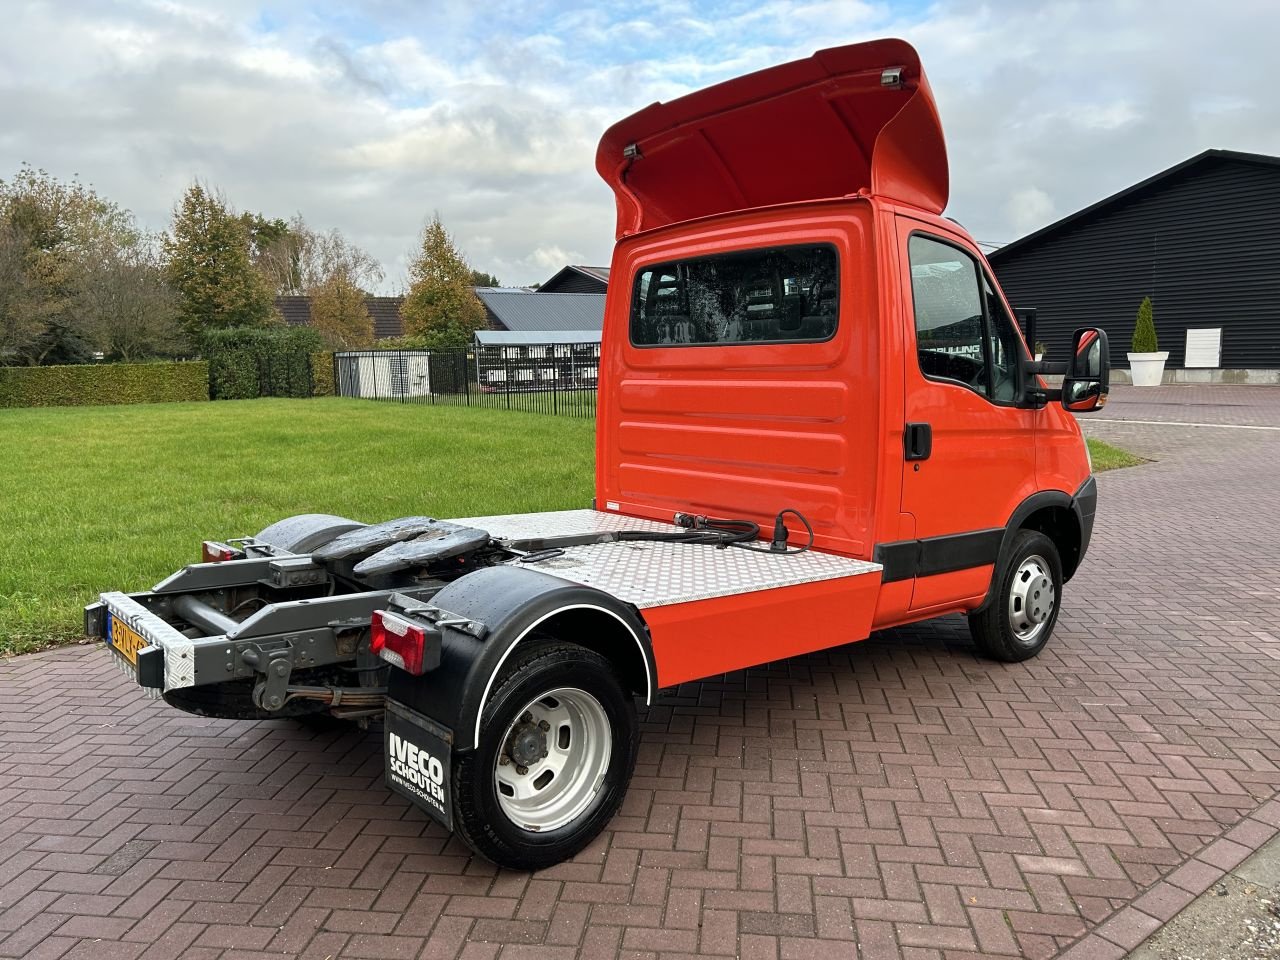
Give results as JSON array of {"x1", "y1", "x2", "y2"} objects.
[
  {"x1": 494, "y1": 687, "x2": 611, "y2": 832},
  {"x1": 1008, "y1": 554, "x2": 1055, "y2": 644}
]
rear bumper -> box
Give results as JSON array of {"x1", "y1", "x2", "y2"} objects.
[{"x1": 87, "y1": 592, "x2": 198, "y2": 692}]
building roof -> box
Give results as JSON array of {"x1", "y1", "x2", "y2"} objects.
[
  {"x1": 538, "y1": 265, "x2": 611, "y2": 292},
  {"x1": 989, "y1": 149, "x2": 1280, "y2": 263},
  {"x1": 474, "y1": 329, "x2": 602, "y2": 346},
  {"x1": 275, "y1": 296, "x2": 312, "y2": 328},
  {"x1": 474, "y1": 289, "x2": 606, "y2": 333},
  {"x1": 274, "y1": 294, "x2": 404, "y2": 340},
  {"x1": 365, "y1": 297, "x2": 405, "y2": 340}
]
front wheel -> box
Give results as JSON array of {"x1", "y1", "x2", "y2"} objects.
[
  {"x1": 968, "y1": 529, "x2": 1063, "y2": 662},
  {"x1": 452, "y1": 639, "x2": 638, "y2": 870}
]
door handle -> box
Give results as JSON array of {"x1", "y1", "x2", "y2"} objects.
[{"x1": 905, "y1": 422, "x2": 932, "y2": 461}]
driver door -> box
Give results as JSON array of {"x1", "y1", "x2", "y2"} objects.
[{"x1": 895, "y1": 218, "x2": 1037, "y2": 610}]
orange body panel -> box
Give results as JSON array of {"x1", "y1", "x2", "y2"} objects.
[
  {"x1": 596, "y1": 205, "x2": 880, "y2": 557},
  {"x1": 642, "y1": 574, "x2": 883, "y2": 688}
]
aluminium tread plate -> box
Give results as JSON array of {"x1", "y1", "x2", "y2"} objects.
[
  {"x1": 445, "y1": 509, "x2": 882, "y2": 608},
  {"x1": 447, "y1": 508, "x2": 682, "y2": 541}
]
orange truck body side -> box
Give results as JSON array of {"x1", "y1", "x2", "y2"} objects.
[{"x1": 588, "y1": 39, "x2": 1093, "y2": 684}]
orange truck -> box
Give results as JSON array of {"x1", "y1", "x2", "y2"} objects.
[{"x1": 88, "y1": 39, "x2": 1109, "y2": 869}]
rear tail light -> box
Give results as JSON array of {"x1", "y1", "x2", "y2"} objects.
[
  {"x1": 202, "y1": 540, "x2": 242, "y2": 563},
  {"x1": 371, "y1": 610, "x2": 438, "y2": 675}
]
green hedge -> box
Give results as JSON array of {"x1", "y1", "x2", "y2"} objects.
[
  {"x1": 201, "y1": 327, "x2": 322, "y2": 400},
  {"x1": 0, "y1": 362, "x2": 210, "y2": 408},
  {"x1": 311, "y1": 351, "x2": 335, "y2": 397}
]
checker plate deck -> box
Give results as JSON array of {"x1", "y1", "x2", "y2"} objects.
[{"x1": 448, "y1": 509, "x2": 882, "y2": 608}]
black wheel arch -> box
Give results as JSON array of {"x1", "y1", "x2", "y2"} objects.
[
  {"x1": 975, "y1": 476, "x2": 1097, "y2": 612},
  {"x1": 386, "y1": 565, "x2": 656, "y2": 752}
]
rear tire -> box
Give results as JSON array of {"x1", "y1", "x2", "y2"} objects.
[
  {"x1": 452, "y1": 639, "x2": 638, "y2": 871},
  {"x1": 968, "y1": 529, "x2": 1062, "y2": 663}
]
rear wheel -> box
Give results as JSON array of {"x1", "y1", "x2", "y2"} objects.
[
  {"x1": 452, "y1": 639, "x2": 638, "y2": 870},
  {"x1": 968, "y1": 529, "x2": 1062, "y2": 662}
]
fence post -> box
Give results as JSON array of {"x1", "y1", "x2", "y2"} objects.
[{"x1": 504, "y1": 352, "x2": 510, "y2": 410}]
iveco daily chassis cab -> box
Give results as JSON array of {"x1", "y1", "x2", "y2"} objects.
[{"x1": 87, "y1": 39, "x2": 1110, "y2": 869}]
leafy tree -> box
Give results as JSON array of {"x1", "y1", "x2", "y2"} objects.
[
  {"x1": 401, "y1": 215, "x2": 487, "y2": 350},
  {"x1": 0, "y1": 165, "x2": 162, "y2": 365},
  {"x1": 309, "y1": 273, "x2": 374, "y2": 348},
  {"x1": 1131, "y1": 296, "x2": 1158, "y2": 353},
  {"x1": 469, "y1": 268, "x2": 501, "y2": 288},
  {"x1": 163, "y1": 183, "x2": 275, "y2": 343}
]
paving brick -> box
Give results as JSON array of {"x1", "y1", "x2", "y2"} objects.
[{"x1": 4, "y1": 392, "x2": 1280, "y2": 959}]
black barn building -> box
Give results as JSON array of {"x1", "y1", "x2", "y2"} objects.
[
  {"x1": 989, "y1": 150, "x2": 1280, "y2": 373},
  {"x1": 538, "y1": 265, "x2": 610, "y2": 294}
]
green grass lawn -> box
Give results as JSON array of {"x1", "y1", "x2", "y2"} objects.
[
  {"x1": 0, "y1": 398, "x2": 595, "y2": 656},
  {"x1": 0, "y1": 399, "x2": 1141, "y2": 658},
  {"x1": 1087, "y1": 437, "x2": 1145, "y2": 472}
]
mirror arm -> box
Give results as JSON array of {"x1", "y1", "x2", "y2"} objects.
[
  {"x1": 1026, "y1": 360, "x2": 1068, "y2": 376},
  {"x1": 1022, "y1": 386, "x2": 1061, "y2": 408}
]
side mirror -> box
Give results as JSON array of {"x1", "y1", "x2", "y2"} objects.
[{"x1": 1061, "y1": 327, "x2": 1109, "y2": 412}]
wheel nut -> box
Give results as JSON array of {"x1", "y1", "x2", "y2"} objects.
[
  {"x1": 516, "y1": 764, "x2": 528, "y2": 775},
  {"x1": 522, "y1": 712, "x2": 533, "y2": 723},
  {"x1": 499, "y1": 755, "x2": 510, "y2": 766},
  {"x1": 538, "y1": 720, "x2": 550, "y2": 731},
  {"x1": 541, "y1": 749, "x2": 548, "y2": 758}
]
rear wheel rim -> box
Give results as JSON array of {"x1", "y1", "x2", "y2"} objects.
[
  {"x1": 493, "y1": 687, "x2": 611, "y2": 832},
  {"x1": 1008, "y1": 554, "x2": 1055, "y2": 645}
]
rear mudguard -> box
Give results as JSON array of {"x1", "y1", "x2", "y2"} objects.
[{"x1": 386, "y1": 565, "x2": 656, "y2": 752}]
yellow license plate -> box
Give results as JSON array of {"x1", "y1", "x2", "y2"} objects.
[{"x1": 107, "y1": 615, "x2": 148, "y2": 666}]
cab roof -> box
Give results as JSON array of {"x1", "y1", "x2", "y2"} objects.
[{"x1": 596, "y1": 38, "x2": 948, "y2": 239}]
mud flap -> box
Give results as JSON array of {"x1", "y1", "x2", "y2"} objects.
[{"x1": 385, "y1": 700, "x2": 454, "y2": 831}]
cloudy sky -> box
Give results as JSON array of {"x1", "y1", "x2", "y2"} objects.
[{"x1": 2, "y1": 0, "x2": 1277, "y2": 290}]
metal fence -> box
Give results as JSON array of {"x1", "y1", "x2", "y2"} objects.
[{"x1": 333, "y1": 344, "x2": 599, "y2": 418}]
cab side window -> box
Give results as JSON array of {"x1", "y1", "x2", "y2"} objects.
[
  {"x1": 982, "y1": 274, "x2": 1023, "y2": 402},
  {"x1": 908, "y1": 234, "x2": 1023, "y2": 402},
  {"x1": 908, "y1": 235, "x2": 989, "y2": 396}
]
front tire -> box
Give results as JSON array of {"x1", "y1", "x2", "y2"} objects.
[
  {"x1": 968, "y1": 529, "x2": 1063, "y2": 662},
  {"x1": 452, "y1": 639, "x2": 638, "y2": 870}
]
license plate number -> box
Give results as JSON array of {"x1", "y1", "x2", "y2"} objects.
[{"x1": 106, "y1": 614, "x2": 148, "y2": 666}]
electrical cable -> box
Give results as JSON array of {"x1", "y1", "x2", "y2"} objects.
[{"x1": 730, "y1": 508, "x2": 815, "y2": 555}]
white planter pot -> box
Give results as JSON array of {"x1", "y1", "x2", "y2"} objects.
[{"x1": 1127, "y1": 351, "x2": 1169, "y2": 387}]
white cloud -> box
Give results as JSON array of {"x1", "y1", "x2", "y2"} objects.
[
  {"x1": 1005, "y1": 187, "x2": 1055, "y2": 237},
  {"x1": 2, "y1": 0, "x2": 1279, "y2": 289}
]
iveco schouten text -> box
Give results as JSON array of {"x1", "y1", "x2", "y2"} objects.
[{"x1": 87, "y1": 39, "x2": 1109, "y2": 869}]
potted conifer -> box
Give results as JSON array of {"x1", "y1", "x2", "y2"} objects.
[{"x1": 1126, "y1": 296, "x2": 1167, "y2": 386}]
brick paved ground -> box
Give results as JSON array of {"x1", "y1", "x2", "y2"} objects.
[
  {"x1": 1096, "y1": 383, "x2": 1280, "y2": 426},
  {"x1": 3, "y1": 390, "x2": 1280, "y2": 960}
]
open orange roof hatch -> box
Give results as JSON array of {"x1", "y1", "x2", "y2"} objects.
[{"x1": 596, "y1": 38, "x2": 948, "y2": 239}]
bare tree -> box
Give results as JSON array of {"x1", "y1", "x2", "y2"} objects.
[
  {"x1": 255, "y1": 215, "x2": 383, "y2": 296},
  {"x1": 77, "y1": 235, "x2": 181, "y2": 361}
]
